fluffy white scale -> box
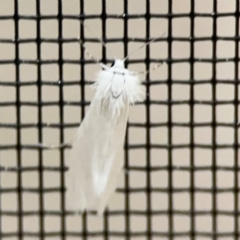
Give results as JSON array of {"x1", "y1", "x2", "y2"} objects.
[{"x1": 66, "y1": 59, "x2": 145, "y2": 215}]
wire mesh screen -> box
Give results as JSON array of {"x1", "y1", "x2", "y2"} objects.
[{"x1": 0, "y1": 0, "x2": 239, "y2": 239}]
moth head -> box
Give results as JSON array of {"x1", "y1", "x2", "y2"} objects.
[{"x1": 111, "y1": 59, "x2": 125, "y2": 69}]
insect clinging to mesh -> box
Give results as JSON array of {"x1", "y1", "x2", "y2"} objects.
[{"x1": 65, "y1": 22, "x2": 165, "y2": 215}]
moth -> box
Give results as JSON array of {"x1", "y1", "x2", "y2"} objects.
[{"x1": 65, "y1": 24, "x2": 165, "y2": 215}]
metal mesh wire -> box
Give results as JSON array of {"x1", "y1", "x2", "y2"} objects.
[{"x1": 0, "y1": 0, "x2": 239, "y2": 239}]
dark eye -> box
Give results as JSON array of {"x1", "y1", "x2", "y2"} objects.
[{"x1": 110, "y1": 61, "x2": 115, "y2": 67}]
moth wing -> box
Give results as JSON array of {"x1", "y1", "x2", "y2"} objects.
[{"x1": 65, "y1": 96, "x2": 129, "y2": 214}]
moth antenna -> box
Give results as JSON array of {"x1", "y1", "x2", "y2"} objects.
[
  {"x1": 78, "y1": 38, "x2": 109, "y2": 70},
  {"x1": 123, "y1": 32, "x2": 166, "y2": 62},
  {"x1": 137, "y1": 60, "x2": 166, "y2": 76},
  {"x1": 80, "y1": 21, "x2": 116, "y2": 60}
]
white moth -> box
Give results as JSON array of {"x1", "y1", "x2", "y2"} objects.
[
  {"x1": 66, "y1": 59, "x2": 144, "y2": 215},
  {"x1": 65, "y1": 26, "x2": 165, "y2": 215}
]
